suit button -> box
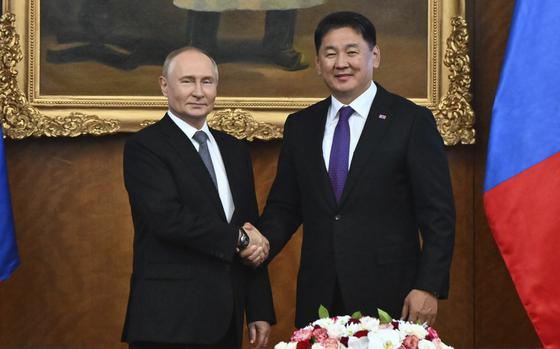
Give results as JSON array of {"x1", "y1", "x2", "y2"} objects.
[{"x1": 334, "y1": 214, "x2": 342, "y2": 221}]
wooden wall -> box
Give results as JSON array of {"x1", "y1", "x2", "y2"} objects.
[{"x1": 0, "y1": 0, "x2": 542, "y2": 347}]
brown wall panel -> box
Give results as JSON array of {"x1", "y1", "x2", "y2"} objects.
[
  {"x1": 1, "y1": 135, "x2": 131, "y2": 349},
  {"x1": 440, "y1": 148, "x2": 475, "y2": 348}
]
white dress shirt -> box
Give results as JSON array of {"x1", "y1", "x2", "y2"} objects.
[
  {"x1": 168, "y1": 111, "x2": 235, "y2": 222},
  {"x1": 322, "y1": 81, "x2": 378, "y2": 170}
]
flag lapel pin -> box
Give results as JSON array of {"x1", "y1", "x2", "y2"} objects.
[{"x1": 378, "y1": 114, "x2": 387, "y2": 120}]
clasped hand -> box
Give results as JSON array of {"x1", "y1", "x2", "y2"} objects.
[{"x1": 239, "y1": 223, "x2": 269, "y2": 267}]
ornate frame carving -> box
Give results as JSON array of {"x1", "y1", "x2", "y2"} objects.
[{"x1": 1, "y1": 0, "x2": 473, "y2": 144}]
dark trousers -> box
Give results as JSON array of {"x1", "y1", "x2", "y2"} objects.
[{"x1": 129, "y1": 315, "x2": 239, "y2": 349}]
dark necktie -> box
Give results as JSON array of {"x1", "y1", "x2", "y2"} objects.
[
  {"x1": 328, "y1": 106, "x2": 354, "y2": 202},
  {"x1": 193, "y1": 131, "x2": 218, "y2": 188}
]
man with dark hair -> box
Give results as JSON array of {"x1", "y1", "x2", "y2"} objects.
[
  {"x1": 247, "y1": 11, "x2": 455, "y2": 327},
  {"x1": 313, "y1": 11, "x2": 377, "y2": 52},
  {"x1": 122, "y1": 46, "x2": 275, "y2": 349}
]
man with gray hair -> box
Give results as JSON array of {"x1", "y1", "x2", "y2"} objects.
[{"x1": 121, "y1": 46, "x2": 275, "y2": 349}]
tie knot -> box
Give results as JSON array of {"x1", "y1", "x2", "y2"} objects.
[
  {"x1": 338, "y1": 106, "x2": 354, "y2": 122},
  {"x1": 193, "y1": 130, "x2": 209, "y2": 144}
]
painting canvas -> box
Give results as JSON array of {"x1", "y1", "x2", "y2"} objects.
[{"x1": 39, "y1": 0, "x2": 427, "y2": 99}]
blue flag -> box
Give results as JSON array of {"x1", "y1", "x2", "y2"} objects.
[
  {"x1": 485, "y1": 0, "x2": 560, "y2": 192},
  {"x1": 0, "y1": 127, "x2": 19, "y2": 282}
]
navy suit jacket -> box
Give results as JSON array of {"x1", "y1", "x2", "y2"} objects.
[{"x1": 260, "y1": 83, "x2": 455, "y2": 326}]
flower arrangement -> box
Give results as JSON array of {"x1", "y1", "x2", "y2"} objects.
[{"x1": 275, "y1": 306, "x2": 453, "y2": 349}]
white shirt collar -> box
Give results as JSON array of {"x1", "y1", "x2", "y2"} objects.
[
  {"x1": 167, "y1": 110, "x2": 215, "y2": 144},
  {"x1": 330, "y1": 81, "x2": 377, "y2": 119}
]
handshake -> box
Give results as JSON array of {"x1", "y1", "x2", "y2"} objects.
[{"x1": 237, "y1": 223, "x2": 269, "y2": 267}]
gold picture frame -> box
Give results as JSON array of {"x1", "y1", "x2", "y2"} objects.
[{"x1": 0, "y1": 0, "x2": 473, "y2": 144}]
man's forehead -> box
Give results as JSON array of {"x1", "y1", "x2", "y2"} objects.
[
  {"x1": 171, "y1": 51, "x2": 211, "y2": 68},
  {"x1": 169, "y1": 52, "x2": 216, "y2": 76},
  {"x1": 320, "y1": 28, "x2": 367, "y2": 48}
]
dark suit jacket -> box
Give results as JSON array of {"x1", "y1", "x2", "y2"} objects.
[
  {"x1": 260, "y1": 83, "x2": 455, "y2": 326},
  {"x1": 121, "y1": 114, "x2": 275, "y2": 345}
]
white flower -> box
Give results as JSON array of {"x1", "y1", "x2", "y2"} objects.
[
  {"x1": 398, "y1": 322, "x2": 428, "y2": 339},
  {"x1": 418, "y1": 339, "x2": 437, "y2": 349},
  {"x1": 314, "y1": 317, "x2": 335, "y2": 328},
  {"x1": 275, "y1": 342, "x2": 289, "y2": 349},
  {"x1": 312, "y1": 343, "x2": 326, "y2": 349},
  {"x1": 276, "y1": 341, "x2": 298, "y2": 349},
  {"x1": 335, "y1": 315, "x2": 351, "y2": 325},
  {"x1": 367, "y1": 329, "x2": 401, "y2": 349},
  {"x1": 326, "y1": 322, "x2": 348, "y2": 338},
  {"x1": 348, "y1": 336, "x2": 369, "y2": 349},
  {"x1": 360, "y1": 317, "x2": 380, "y2": 331},
  {"x1": 346, "y1": 322, "x2": 364, "y2": 335}
]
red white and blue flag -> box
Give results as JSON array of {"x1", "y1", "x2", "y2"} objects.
[
  {"x1": 484, "y1": 1, "x2": 560, "y2": 348},
  {"x1": 0, "y1": 127, "x2": 19, "y2": 282}
]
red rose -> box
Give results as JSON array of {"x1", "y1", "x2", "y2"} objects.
[
  {"x1": 354, "y1": 330, "x2": 368, "y2": 338},
  {"x1": 297, "y1": 341, "x2": 312, "y2": 349},
  {"x1": 347, "y1": 318, "x2": 361, "y2": 325},
  {"x1": 340, "y1": 337, "x2": 349, "y2": 347}
]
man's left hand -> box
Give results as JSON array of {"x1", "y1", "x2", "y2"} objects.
[
  {"x1": 400, "y1": 289, "x2": 438, "y2": 326},
  {"x1": 248, "y1": 321, "x2": 271, "y2": 349}
]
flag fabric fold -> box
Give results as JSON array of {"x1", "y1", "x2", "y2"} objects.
[
  {"x1": 484, "y1": 1, "x2": 560, "y2": 348},
  {"x1": 0, "y1": 127, "x2": 19, "y2": 282}
]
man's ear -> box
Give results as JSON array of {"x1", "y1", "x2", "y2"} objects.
[
  {"x1": 372, "y1": 45, "x2": 381, "y2": 69},
  {"x1": 159, "y1": 76, "x2": 168, "y2": 96}
]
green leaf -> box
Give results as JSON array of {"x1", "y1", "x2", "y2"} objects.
[
  {"x1": 351, "y1": 311, "x2": 363, "y2": 319},
  {"x1": 377, "y1": 308, "x2": 392, "y2": 324},
  {"x1": 318, "y1": 305, "x2": 330, "y2": 319}
]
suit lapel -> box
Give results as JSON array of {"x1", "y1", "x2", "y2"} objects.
[
  {"x1": 158, "y1": 115, "x2": 226, "y2": 220},
  {"x1": 339, "y1": 84, "x2": 394, "y2": 206},
  {"x1": 305, "y1": 98, "x2": 338, "y2": 209}
]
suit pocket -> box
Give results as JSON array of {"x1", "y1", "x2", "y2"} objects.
[
  {"x1": 376, "y1": 244, "x2": 419, "y2": 265},
  {"x1": 142, "y1": 263, "x2": 193, "y2": 280}
]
